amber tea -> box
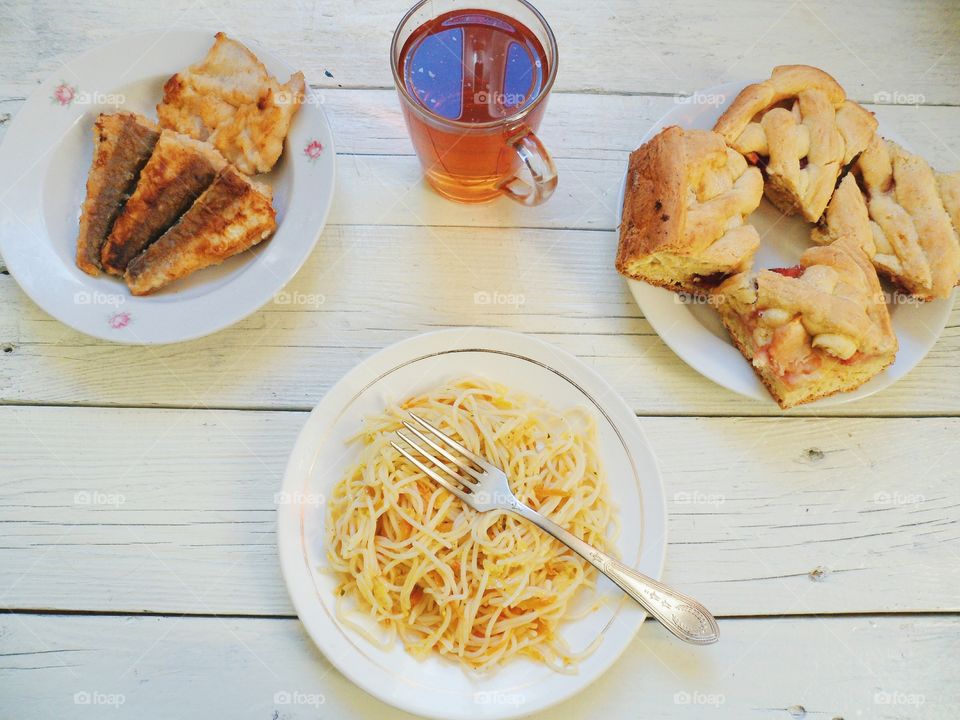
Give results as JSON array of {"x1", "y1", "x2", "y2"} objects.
[{"x1": 392, "y1": 1, "x2": 558, "y2": 204}]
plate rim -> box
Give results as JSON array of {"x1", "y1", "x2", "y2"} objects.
[
  {"x1": 616, "y1": 80, "x2": 953, "y2": 408},
  {"x1": 0, "y1": 28, "x2": 336, "y2": 345},
  {"x1": 276, "y1": 327, "x2": 667, "y2": 720}
]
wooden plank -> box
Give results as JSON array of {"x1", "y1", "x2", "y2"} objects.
[
  {"x1": 323, "y1": 99, "x2": 960, "y2": 229},
  {"x1": 1, "y1": 0, "x2": 959, "y2": 104},
  {"x1": 1, "y1": 406, "x2": 957, "y2": 616},
  {"x1": 1, "y1": 221, "x2": 959, "y2": 415},
  {"x1": 320, "y1": 91, "x2": 960, "y2": 167},
  {"x1": 4, "y1": 91, "x2": 960, "y2": 163},
  {"x1": 1, "y1": 612, "x2": 956, "y2": 718},
  {"x1": 2, "y1": 92, "x2": 959, "y2": 232}
]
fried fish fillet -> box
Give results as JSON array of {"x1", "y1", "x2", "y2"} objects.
[
  {"x1": 100, "y1": 130, "x2": 227, "y2": 275},
  {"x1": 157, "y1": 32, "x2": 305, "y2": 174},
  {"x1": 76, "y1": 112, "x2": 160, "y2": 276},
  {"x1": 124, "y1": 166, "x2": 277, "y2": 295}
]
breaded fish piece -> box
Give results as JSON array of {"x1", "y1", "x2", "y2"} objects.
[
  {"x1": 100, "y1": 130, "x2": 227, "y2": 275},
  {"x1": 157, "y1": 32, "x2": 305, "y2": 174},
  {"x1": 76, "y1": 112, "x2": 160, "y2": 276},
  {"x1": 124, "y1": 166, "x2": 276, "y2": 295}
]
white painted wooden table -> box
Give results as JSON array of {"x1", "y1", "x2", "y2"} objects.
[{"x1": 1, "y1": 1, "x2": 959, "y2": 718}]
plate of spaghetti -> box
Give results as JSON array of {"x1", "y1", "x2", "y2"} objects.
[{"x1": 277, "y1": 328, "x2": 666, "y2": 719}]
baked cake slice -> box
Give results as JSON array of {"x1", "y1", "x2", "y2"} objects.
[
  {"x1": 713, "y1": 65, "x2": 877, "y2": 222},
  {"x1": 100, "y1": 129, "x2": 227, "y2": 275},
  {"x1": 851, "y1": 136, "x2": 960, "y2": 300},
  {"x1": 124, "y1": 166, "x2": 276, "y2": 295},
  {"x1": 616, "y1": 126, "x2": 763, "y2": 295},
  {"x1": 75, "y1": 112, "x2": 160, "y2": 276},
  {"x1": 712, "y1": 240, "x2": 897, "y2": 409}
]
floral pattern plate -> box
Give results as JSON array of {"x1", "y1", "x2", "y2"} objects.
[{"x1": 0, "y1": 30, "x2": 335, "y2": 344}]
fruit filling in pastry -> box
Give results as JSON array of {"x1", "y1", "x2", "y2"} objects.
[
  {"x1": 713, "y1": 65, "x2": 877, "y2": 222},
  {"x1": 616, "y1": 126, "x2": 763, "y2": 295},
  {"x1": 712, "y1": 240, "x2": 897, "y2": 408}
]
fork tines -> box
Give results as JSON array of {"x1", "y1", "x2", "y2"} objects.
[{"x1": 390, "y1": 412, "x2": 486, "y2": 503}]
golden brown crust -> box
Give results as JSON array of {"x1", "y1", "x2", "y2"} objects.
[
  {"x1": 713, "y1": 65, "x2": 877, "y2": 222},
  {"x1": 100, "y1": 130, "x2": 227, "y2": 275},
  {"x1": 811, "y1": 174, "x2": 873, "y2": 251},
  {"x1": 835, "y1": 100, "x2": 878, "y2": 166},
  {"x1": 936, "y1": 171, "x2": 960, "y2": 250},
  {"x1": 714, "y1": 65, "x2": 846, "y2": 143},
  {"x1": 156, "y1": 32, "x2": 304, "y2": 174},
  {"x1": 854, "y1": 136, "x2": 960, "y2": 300},
  {"x1": 124, "y1": 166, "x2": 276, "y2": 295},
  {"x1": 75, "y1": 113, "x2": 160, "y2": 276},
  {"x1": 616, "y1": 126, "x2": 762, "y2": 294},
  {"x1": 712, "y1": 240, "x2": 897, "y2": 408},
  {"x1": 617, "y1": 126, "x2": 688, "y2": 261}
]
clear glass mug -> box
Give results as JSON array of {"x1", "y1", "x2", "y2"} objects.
[{"x1": 390, "y1": 0, "x2": 559, "y2": 205}]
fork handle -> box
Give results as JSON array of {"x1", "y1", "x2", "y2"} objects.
[{"x1": 509, "y1": 503, "x2": 719, "y2": 645}]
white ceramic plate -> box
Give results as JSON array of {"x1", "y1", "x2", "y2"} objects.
[
  {"x1": 0, "y1": 30, "x2": 335, "y2": 344},
  {"x1": 618, "y1": 81, "x2": 953, "y2": 407},
  {"x1": 278, "y1": 328, "x2": 666, "y2": 720}
]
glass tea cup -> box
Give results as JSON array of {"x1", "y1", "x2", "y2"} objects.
[{"x1": 391, "y1": 0, "x2": 559, "y2": 205}]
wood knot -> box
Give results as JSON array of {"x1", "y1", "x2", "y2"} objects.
[
  {"x1": 805, "y1": 448, "x2": 825, "y2": 461},
  {"x1": 809, "y1": 566, "x2": 829, "y2": 581},
  {"x1": 787, "y1": 706, "x2": 806, "y2": 718},
  {"x1": 0, "y1": 113, "x2": 10, "y2": 126},
  {"x1": 2, "y1": 345, "x2": 13, "y2": 354}
]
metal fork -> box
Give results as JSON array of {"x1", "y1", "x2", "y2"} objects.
[{"x1": 391, "y1": 411, "x2": 719, "y2": 645}]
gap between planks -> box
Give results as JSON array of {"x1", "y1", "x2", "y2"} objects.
[
  {"x1": 1, "y1": 608, "x2": 957, "y2": 621},
  {"x1": 2, "y1": 399, "x2": 960, "y2": 419}
]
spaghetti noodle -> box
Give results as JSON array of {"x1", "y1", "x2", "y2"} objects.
[{"x1": 326, "y1": 377, "x2": 617, "y2": 671}]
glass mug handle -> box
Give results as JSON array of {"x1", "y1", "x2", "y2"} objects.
[{"x1": 499, "y1": 128, "x2": 558, "y2": 206}]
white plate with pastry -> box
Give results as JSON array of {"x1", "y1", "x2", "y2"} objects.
[
  {"x1": 616, "y1": 69, "x2": 956, "y2": 409},
  {"x1": 278, "y1": 328, "x2": 667, "y2": 720},
  {"x1": 0, "y1": 30, "x2": 335, "y2": 344}
]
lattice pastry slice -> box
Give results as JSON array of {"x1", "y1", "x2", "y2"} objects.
[
  {"x1": 843, "y1": 136, "x2": 960, "y2": 300},
  {"x1": 616, "y1": 126, "x2": 763, "y2": 295},
  {"x1": 712, "y1": 240, "x2": 897, "y2": 408},
  {"x1": 714, "y1": 65, "x2": 877, "y2": 223}
]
